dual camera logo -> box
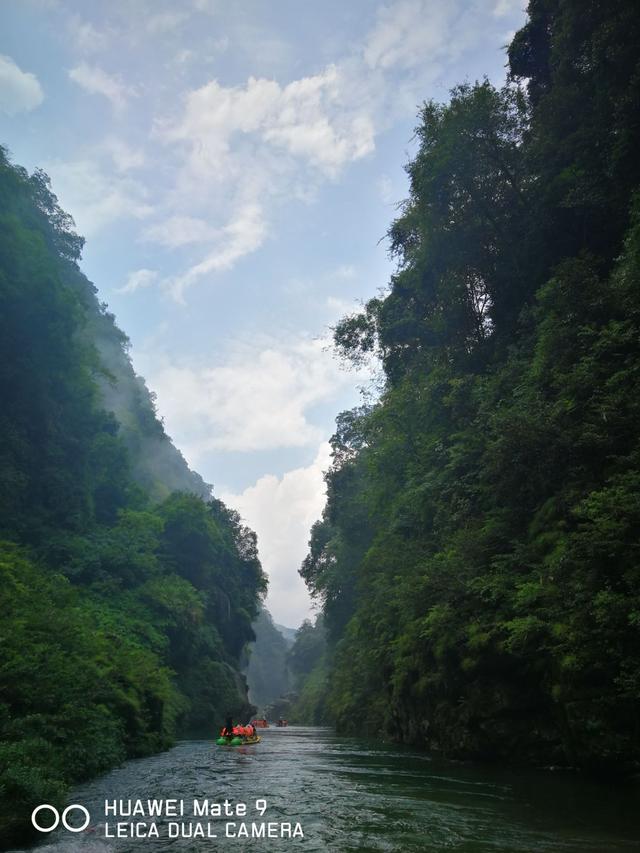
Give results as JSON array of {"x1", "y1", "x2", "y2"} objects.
[{"x1": 31, "y1": 804, "x2": 90, "y2": 833}]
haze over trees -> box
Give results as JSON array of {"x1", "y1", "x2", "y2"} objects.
[
  {"x1": 0, "y1": 149, "x2": 266, "y2": 845},
  {"x1": 299, "y1": 0, "x2": 640, "y2": 768},
  {"x1": 244, "y1": 608, "x2": 292, "y2": 709}
]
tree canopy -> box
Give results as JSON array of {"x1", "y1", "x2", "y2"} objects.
[
  {"x1": 301, "y1": 0, "x2": 640, "y2": 769},
  {"x1": 0, "y1": 147, "x2": 266, "y2": 845}
]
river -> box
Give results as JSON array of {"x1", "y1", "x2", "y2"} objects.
[{"x1": 13, "y1": 727, "x2": 639, "y2": 852}]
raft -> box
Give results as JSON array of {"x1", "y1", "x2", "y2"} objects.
[{"x1": 216, "y1": 734, "x2": 261, "y2": 746}]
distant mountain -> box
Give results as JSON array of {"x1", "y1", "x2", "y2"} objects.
[
  {"x1": 274, "y1": 622, "x2": 298, "y2": 646},
  {"x1": 244, "y1": 609, "x2": 291, "y2": 708}
]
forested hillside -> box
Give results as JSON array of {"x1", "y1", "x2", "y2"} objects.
[
  {"x1": 287, "y1": 616, "x2": 329, "y2": 725},
  {"x1": 244, "y1": 614, "x2": 328, "y2": 724},
  {"x1": 301, "y1": 0, "x2": 640, "y2": 769},
  {"x1": 0, "y1": 148, "x2": 266, "y2": 845},
  {"x1": 244, "y1": 608, "x2": 292, "y2": 709}
]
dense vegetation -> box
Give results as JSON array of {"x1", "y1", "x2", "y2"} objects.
[
  {"x1": 244, "y1": 614, "x2": 327, "y2": 724},
  {"x1": 244, "y1": 608, "x2": 292, "y2": 709},
  {"x1": 286, "y1": 617, "x2": 329, "y2": 725},
  {"x1": 0, "y1": 148, "x2": 266, "y2": 845},
  {"x1": 300, "y1": 0, "x2": 640, "y2": 769}
]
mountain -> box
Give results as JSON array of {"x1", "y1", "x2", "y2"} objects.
[
  {"x1": 299, "y1": 0, "x2": 640, "y2": 769},
  {"x1": 274, "y1": 622, "x2": 298, "y2": 646},
  {"x1": 0, "y1": 147, "x2": 267, "y2": 846},
  {"x1": 244, "y1": 609, "x2": 292, "y2": 709}
]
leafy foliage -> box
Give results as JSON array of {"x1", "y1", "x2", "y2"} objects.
[
  {"x1": 304, "y1": 1, "x2": 640, "y2": 770},
  {"x1": 244, "y1": 608, "x2": 292, "y2": 710},
  {"x1": 265, "y1": 616, "x2": 328, "y2": 725},
  {"x1": 0, "y1": 147, "x2": 266, "y2": 845}
]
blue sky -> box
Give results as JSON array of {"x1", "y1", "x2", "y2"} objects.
[{"x1": 0, "y1": 0, "x2": 527, "y2": 626}]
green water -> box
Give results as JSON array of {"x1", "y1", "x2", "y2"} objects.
[{"x1": 16, "y1": 727, "x2": 639, "y2": 851}]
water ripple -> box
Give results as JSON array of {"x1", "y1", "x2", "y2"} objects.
[{"x1": 11, "y1": 728, "x2": 640, "y2": 852}]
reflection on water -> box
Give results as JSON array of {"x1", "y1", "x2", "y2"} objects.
[{"x1": 13, "y1": 727, "x2": 640, "y2": 852}]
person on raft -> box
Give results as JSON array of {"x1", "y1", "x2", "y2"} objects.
[
  {"x1": 232, "y1": 724, "x2": 253, "y2": 737},
  {"x1": 220, "y1": 716, "x2": 234, "y2": 737},
  {"x1": 218, "y1": 717, "x2": 257, "y2": 740}
]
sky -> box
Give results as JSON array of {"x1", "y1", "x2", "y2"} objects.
[{"x1": 0, "y1": 0, "x2": 527, "y2": 627}]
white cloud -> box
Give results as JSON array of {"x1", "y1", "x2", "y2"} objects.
[
  {"x1": 326, "y1": 295, "x2": 358, "y2": 319},
  {"x1": 154, "y1": 0, "x2": 495, "y2": 302},
  {"x1": 143, "y1": 215, "x2": 217, "y2": 248},
  {"x1": 79, "y1": 0, "x2": 523, "y2": 305},
  {"x1": 117, "y1": 268, "x2": 158, "y2": 294},
  {"x1": 45, "y1": 159, "x2": 152, "y2": 235},
  {"x1": 104, "y1": 137, "x2": 145, "y2": 172},
  {"x1": 493, "y1": 0, "x2": 524, "y2": 17},
  {"x1": 68, "y1": 63, "x2": 133, "y2": 112},
  {"x1": 163, "y1": 203, "x2": 267, "y2": 302},
  {"x1": 163, "y1": 66, "x2": 375, "y2": 178},
  {"x1": 137, "y1": 335, "x2": 362, "y2": 458},
  {"x1": 364, "y1": 0, "x2": 461, "y2": 71},
  {"x1": 0, "y1": 54, "x2": 43, "y2": 115},
  {"x1": 154, "y1": 63, "x2": 376, "y2": 298},
  {"x1": 221, "y1": 443, "x2": 331, "y2": 625},
  {"x1": 68, "y1": 17, "x2": 110, "y2": 54}
]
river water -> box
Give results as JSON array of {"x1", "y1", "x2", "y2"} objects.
[{"x1": 14, "y1": 727, "x2": 639, "y2": 852}]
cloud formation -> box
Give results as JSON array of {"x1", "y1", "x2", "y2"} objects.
[
  {"x1": 117, "y1": 268, "x2": 158, "y2": 294},
  {"x1": 68, "y1": 16, "x2": 110, "y2": 54},
  {"x1": 104, "y1": 137, "x2": 145, "y2": 172},
  {"x1": 0, "y1": 55, "x2": 43, "y2": 115},
  {"x1": 43, "y1": 0, "x2": 524, "y2": 299},
  {"x1": 69, "y1": 63, "x2": 133, "y2": 112},
  {"x1": 138, "y1": 336, "x2": 355, "y2": 458},
  {"x1": 143, "y1": 215, "x2": 217, "y2": 248},
  {"x1": 150, "y1": 62, "x2": 376, "y2": 299},
  {"x1": 162, "y1": 63, "x2": 375, "y2": 178},
  {"x1": 163, "y1": 203, "x2": 267, "y2": 302},
  {"x1": 364, "y1": 0, "x2": 460, "y2": 70},
  {"x1": 221, "y1": 443, "x2": 331, "y2": 625},
  {"x1": 148, "y1": 0, "x2": 493, "y2": 301},
  {"x1": 45, "y1": 158, "x2": 151, "y2": 235}
]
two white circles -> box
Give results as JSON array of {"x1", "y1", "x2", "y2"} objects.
[{"x1": 31, "y1": 804, "x2": 90, "y2": 833}]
